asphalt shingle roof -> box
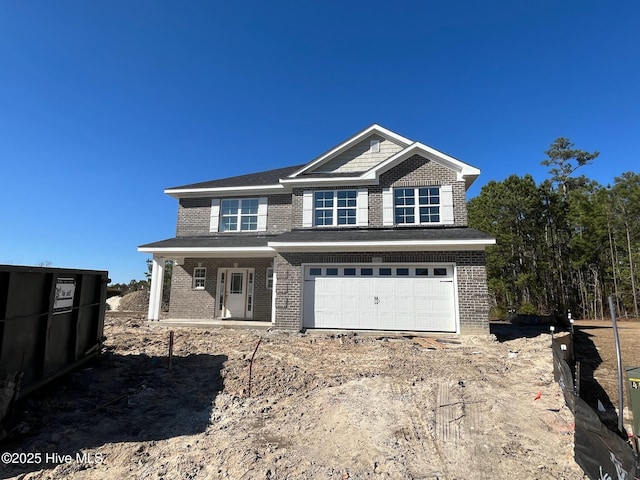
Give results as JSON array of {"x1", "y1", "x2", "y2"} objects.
[
  {"x1": 140, "y1": 227, "x2": 494, "y2": 250},
  {"x1": 271, "y1": 227, "x2": 495, "y2": 243},
  {"x1": 139, "y1": 235, "x2": 275, "y2": 249},
  {"x1": 166, "y1": 164, "x2": 306, "y2": 190}
]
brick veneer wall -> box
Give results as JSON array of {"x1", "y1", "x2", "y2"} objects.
[
  {"x1": 176, "y1": 198, "x2": 211, "y2": 237},
  {"x1": 169, "y1": 257, "x2": 274, "y2": 320},
  {"x1": 273, "y1": 250, "x2": 489, "y2": 334},
  {"x1": 176, "y1": 194, "x2": 292, "y2": 236}
]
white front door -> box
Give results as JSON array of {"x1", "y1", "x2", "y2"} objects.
[{"x1": 217, "y1": 268, "x2": 254, "y2": 319}]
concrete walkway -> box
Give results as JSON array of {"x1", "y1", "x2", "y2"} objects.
[{"x1": 147, "y1": 318, "x2": 273, "y2": 330}]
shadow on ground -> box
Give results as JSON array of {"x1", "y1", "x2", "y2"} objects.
[
  {"x1": 490, "y1": 319, "x2": 620, "y2": 432},
  {"x1": 0, "y1": 349, "x2": 226, "y2": 477},
  {"x1": 572, "y1": 326, "x2": 622, "y2": 430},
  {"x1": 490, "y1": 320, "x2": 559, "y2": 341}
]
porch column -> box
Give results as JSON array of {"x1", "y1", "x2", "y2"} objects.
[
  {"x1": 147, "y1": 256, "x2": 165, "y2": 321},
  {"x1": 270, "y1": 261, "x2": 277, "y2": 324}
]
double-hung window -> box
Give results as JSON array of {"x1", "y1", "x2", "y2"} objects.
[
  {"x1": 314, "y1": 190, "x2": 357, "y2": 226},
  {"x1": 193, "y1": 267, "x2": 206, "y2": 289},
  {"x1": 394, "y1": 187, "x2": 441, "y2": 225},
  {"x1": 221, "y1": 198, "x2": 258, "y2": 231},
  {"x1": 211, "y1": 197, "x2": 267, "y2": 232}
]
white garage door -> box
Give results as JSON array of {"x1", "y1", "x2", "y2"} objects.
[{"x1": 303, "y1": 264, "x2": 457, "y2": 332}]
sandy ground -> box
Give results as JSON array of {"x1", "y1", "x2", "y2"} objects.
[
  {"x1": 572, "y1": 318, "x2": 640, "y2": 432},
  {"x1": 0, "y1": 313, "x2": 593, "y2": 479}
]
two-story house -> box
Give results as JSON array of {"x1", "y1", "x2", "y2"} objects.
[{"x1": 139, "y1": 124, "x2": 495, "y2": 334}]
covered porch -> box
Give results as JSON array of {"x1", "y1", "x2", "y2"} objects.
[{"x1": 138, "y1": 235, "x2": 278, "y2": 323}]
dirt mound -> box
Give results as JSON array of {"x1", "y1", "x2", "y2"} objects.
[
  {"x1": 105, "y1": 296, "x2": 121, "y2": 311},
  {"x1": 117, "y1": 290, "x2": 149, "y2": 312}
]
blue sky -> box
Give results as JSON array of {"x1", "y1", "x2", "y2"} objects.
[{"x1": 1, "y1": 1, "x2": 638, "y2": 284}]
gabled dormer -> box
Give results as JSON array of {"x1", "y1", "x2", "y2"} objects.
[{"x1": 281, "y1": 124, "x2": 479, "y2": 229}]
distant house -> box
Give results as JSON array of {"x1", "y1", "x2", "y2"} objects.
[{"x1": 139, "y1": 124, "x2": 495, "y2": 333}]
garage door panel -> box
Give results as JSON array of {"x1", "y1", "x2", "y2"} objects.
[{"x1": 303, "y1": 265, "x2": 457, "y2": 332}]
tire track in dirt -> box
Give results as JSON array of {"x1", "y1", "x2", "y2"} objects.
[
  {"x1": 433, "y1": 375, "x2": 495, "y2": 479},
  {"x1": 390, "y1": 381, "x2": 446, "y2": 479}
]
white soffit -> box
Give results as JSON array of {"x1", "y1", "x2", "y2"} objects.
[{"x1": 164, "y1": 184, "x2": 287, "y2": 199}]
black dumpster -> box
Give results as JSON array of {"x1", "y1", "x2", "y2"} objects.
[{"x1": 0, "y1": 265, "x2": 108, "y2": 429}]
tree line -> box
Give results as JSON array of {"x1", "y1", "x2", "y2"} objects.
[
  {"x1": 468, "y1": 138, "x2": 639, "y2": 320},
  {"x1": 108, "y1": 259, "x2": 173, "y2": 299}
]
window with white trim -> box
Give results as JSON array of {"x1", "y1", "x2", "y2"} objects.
[
  {"x1": 221, "y1": 198, "x2": 258, "y2": 231},
  {"x1": 266, "y1": 267, "x2": 274, "y2": 289},
  {"x1": 394, "y1": 187, "x2": 441, "y2": 224},
  {"x1": 210, "y1": 197, "x2": 268, "y2": 233},
  {"x1": 193, "y1": 267, "x2": 206, "y2": 289},
  {"x1": 314, "y1": 190, "x2": 357, "y2": 226}
]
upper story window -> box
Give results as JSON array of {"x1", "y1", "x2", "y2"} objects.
[
  {"x1": 314, "y1": 190, "x2": 357, "y2": 226},
  {"x1": 394, "y1": 187, "x2": 440, "y2": 224},
  {"x1": 210, "y1": 197, "x2": 267, "y2": 233},
  {"x1": 382, "y1": 185, "x2": 454, "y2": 226},
  {"x1": 303, "y1": 189, "x2": 368, "y2": 228},
  {"x1": 221, "y1": 198, "x2": 258, "y2": 231}
]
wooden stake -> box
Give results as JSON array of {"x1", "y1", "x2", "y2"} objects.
[{"x1": 168, "y1": 330, "x2": 174, "y2": 369}]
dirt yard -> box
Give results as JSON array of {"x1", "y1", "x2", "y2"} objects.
[
  {"x1": 4, "y1": 314, "x2": 637, "y2": 479},
  {"x1": 572, "y1": 318, "x2": 640, "y2": 430}
]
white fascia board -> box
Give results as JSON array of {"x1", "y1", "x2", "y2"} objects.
[
  {"x1": 288, "y1": 124, "x2": 413, "y2": 178},
  {"x1": 268, "y1": 239, "x2": 496, "y2": 252},
  {"x1": 137, "y1": 246, "x2": 277, "y2": 258},
  {"x1": 279, "y1": 176, "x2": 376, "y2": 187},
  {"x1": 164, "y1": 184, "x2": 287, "y2": 199}
]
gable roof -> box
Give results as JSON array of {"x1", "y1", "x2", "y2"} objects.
[
  {"x1": 164, "y1": 124, "x2": 481, "y2": 198},
  {"x1": 287, "y1": 124, "x2": 413, "y2": 177}
]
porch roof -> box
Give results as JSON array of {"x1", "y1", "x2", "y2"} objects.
[
  {"x1": 139, "y1": 227, "x2": 495, "y2": 257},
  {"x1": 268, "y1": 227, "x2": 495, "y2": 252},
  {"x1": 138, "y1": 235, "x2": 277, "y2": 258}
]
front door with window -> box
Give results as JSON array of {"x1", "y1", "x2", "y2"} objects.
[{"x1": 217, "y1": 268, "x2": 254, "y2": 319}]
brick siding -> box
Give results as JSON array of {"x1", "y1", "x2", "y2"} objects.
[
  {"x1": 273, "y1": 250, "x2": 488, "y2": 334},
  {"x1": 176, "y1": 194, "x2": 292, "y2": 236},
  {"x1": 168, "y1": 155, "x2": 487, "y2": 333},
  {"x1": 169, "y1": 257, "x2": 274, "y2": 320},
  {"x1": 292, "y1": 155, "x2": 468, "y2": 228}
]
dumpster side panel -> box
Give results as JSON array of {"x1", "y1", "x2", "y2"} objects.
[{"x1": 0, "y1": 265, "x2": 107, "y2": 399}]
